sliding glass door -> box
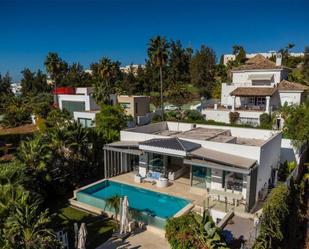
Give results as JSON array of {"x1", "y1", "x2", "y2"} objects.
[{"x1": 192, "y1": 165, "x2": 211, "y2": 189}]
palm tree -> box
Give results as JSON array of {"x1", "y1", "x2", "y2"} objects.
[
  {"x1": 105, "y1": 195, "x2": 121, "y2": 220},
  {"x1": 147, "y1": 36, "x2": 169, "y2": 119},
  {"x1": 3, "y1": 192, "x2": 60, "y2": 249},
  {"x1": 44, "y1": 52, "x2": 68, "y2": 84},
  {"x1": 16, "y1": 136, "x2": 51, "y2": 173},
  {"x1": 92, "y1": 57, "x2": 121, "y2": 105}
]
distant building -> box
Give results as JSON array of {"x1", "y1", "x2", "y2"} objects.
[
  {"x1": 54, "y1": 87, "x2": 151, "y2": 127},
  {"x1": 203, "y1": 54, "x2": 308, "y2": 127},
  {"x1": 10, "y1": 83, "x2": 22, "y2": 95},
  {"x1": 223, "y1": 51, "x2": 304, "y2": 65},
  {"x1": 120, "y1": 64, "x2": 144, "y2": 75}
]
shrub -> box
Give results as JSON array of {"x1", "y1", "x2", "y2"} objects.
[
  {"x1": 184, "y1": 110, "x2": 204, "y2": 122},
  {"x1": 259, "y1": 113, "x2": 272, "y2": 129},
  {"x1": 151, "y1": 113, "x2": 163, "y2": 123},
  {"x1": 253, "y1": 184, "x2": 290, "y2": 249},
  {"x1": 166, "y1": 211, "x2": 228, "y2": 249},
  {"x1": 229, "y1": 111, "x2": 239, "y2": 124},
  {"x1": 165, "y1": 111, "x2": 178, "y2": 121},
  {"x1": 278, "y1": 161, "x2": 297, "y2": 182}
]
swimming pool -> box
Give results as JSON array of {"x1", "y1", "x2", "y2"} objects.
[{"x1": 76, "y1": 180, "x2": 191, "y2": 229}]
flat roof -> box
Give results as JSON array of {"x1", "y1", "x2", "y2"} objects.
[
  {"x1": 125, "y1": 121, "x2": 276, "y2": 147},
  {"x1": 189, "y1": 147, "x2": 256, "y2": 169}
]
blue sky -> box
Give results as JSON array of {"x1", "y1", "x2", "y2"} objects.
[{"x1": 1, "y1": 0, "x2": 309, "y2": 81}]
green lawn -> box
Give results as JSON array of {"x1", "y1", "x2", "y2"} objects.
[{"x1": 50, "y1": 200, "x2": 116, "y2": 249}]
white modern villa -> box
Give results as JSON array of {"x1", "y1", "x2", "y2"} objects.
[
  {"x1": 202, "y1": 54, "x2": 308, "y2": 126},
  {"x1": 54, "y1": 87, "x2": 151, "y2": 127},
  {"x1": 102, "y1": 122, "x2": 282, "y2": 218}
]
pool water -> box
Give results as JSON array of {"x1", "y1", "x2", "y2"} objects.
[{"x1": 76, "y1": 180, "x2": 190, "y2": 228}]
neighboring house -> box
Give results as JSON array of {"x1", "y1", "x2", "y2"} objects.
[
  {"x1": 223, "y1": 51, "x2": 304, "y2": 65},
  {"x1": 120, "y1": 64, "x2": 145, "y2": 75},
  {"x1": 54, "y1": 87, "x2": 151, "y2": 127},
  {"x1": 103, "y1": 121, "x2": 282, "y2": 217},
  {"x1": 203, "y1": 54, "x2": 308, "y2": 126},
  {"x1": 10, "y1": 83, "x2": 22, "y2": 95}
]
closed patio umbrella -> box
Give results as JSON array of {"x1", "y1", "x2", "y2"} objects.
[
  {"x1": 120, "y1": 196, "x2": 129, "y2": 234},
  {"x1": 77, "y1": 223, "x2": 87, "y2": 249},
  {"x1": 74, "y1": 223, "x2": 79, "y2": 249}
]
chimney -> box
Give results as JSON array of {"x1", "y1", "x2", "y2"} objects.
[{"x1": 276, "y1": 53, "x2": 282, "y2": 66}]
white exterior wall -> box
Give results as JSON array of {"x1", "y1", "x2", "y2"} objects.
[
  {"x1": 232, "y1": 70, "x2": 282, "y2": 84},
  {"x1": 58, "y1": 94, "x2": 91, "y2": 111},
  {"x1": 279, "y1": 91, "x2": 302, "y2": 106},
  {"x1": 73, "y1": 111, "x2": 96, "y2": 121},
  {"x1": 202, "y1": 109, "x2": 263, "y2": 124},
  {"x1": 256, "y1": 133, "x2": 282, "y2": 201},
  {"x1": 280, "y1": 139, "x2": 300, "y2": 164}
]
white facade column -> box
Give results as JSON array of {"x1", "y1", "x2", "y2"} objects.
[
  {"x1": 266, "y1": 96, "x2": 270, "y2": 113},
  {"x1": 231, "y1": 96, "x2": 236, "y2": 111}
]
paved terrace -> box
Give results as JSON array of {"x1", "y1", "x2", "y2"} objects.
[{"x1": 110, "y1": 172, "x2": 247, "y2": 214}]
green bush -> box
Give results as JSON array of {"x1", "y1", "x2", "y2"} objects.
[
  {"x1": 165, "y1": 111, "x2": 178, "y2": 121},
  {"x1": 184, "y1": 110, "x2": 204, "y2": 122},
  {"x1": 151, "y1": 113, "x2": 163, "y2": 123},
  {"x1": 229, "y1": 111, "x2": 239, "y2": 124},
  {"x1": 166, "y1": 211, "x2": 228, "y2": 249},
  {"x1": 253, "y1": 184, "x2": 290, "y2": 249},
  {"x1": 259, "y1": 113, "x2": 272, "y2": 129},
  {"x1": 278, "y1": 161, "x2": 297, "y2": 182}
]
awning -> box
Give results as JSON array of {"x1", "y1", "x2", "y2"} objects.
[
  {"x1": 189, "y1": 147, "x2": 256, "y2": 169},
  {"x1": 230, "y1": 87, "x2": 276, "y2": 97},
  {"x1": 247, "y1": 74, "x2": 273, "y2": 81},
  {"x1": 107, "y1": 141, "x2": 140, "y2": 147}
]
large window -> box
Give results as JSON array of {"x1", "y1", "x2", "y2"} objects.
[
  {"x1": 78, "y1": 118, "x2": 93, "y2": 128},
  {"x1": 225, "y1": 172, "x2": 243, "y2": 192},
  {"x1": 248, "y1": 97, "x2": 266, "y2": 106},
  {"x1": 148, "y1": 153, "x2": 164, "y2": 172},
  {"x1": 192, "y1": 165, "x2": 211, "y2": 189},
  {"x1": 62, "y1": 101, "x2": 85, "y2": 116},
  {"x1": 120, "y1": 102, "x2": 131, "y2": 109}
]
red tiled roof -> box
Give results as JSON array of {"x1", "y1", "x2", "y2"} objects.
[
  {"x1": 230, "y1": 87, "x2": 276, "y2": 96},
  {"x1": 277, "y1": 80, "x2": 309, "y2": 91},
  {"x1": 232, "y1": 54, "x2": 288, "y2": 71}
]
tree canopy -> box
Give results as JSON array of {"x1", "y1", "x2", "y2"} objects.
[{"x1": 190, "y1": 45, "x2": 216, "y2": 96}]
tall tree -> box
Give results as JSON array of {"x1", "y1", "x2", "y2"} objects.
[
  {"x1": 168, "y1": 40, "x2": 190, "y2": 85},
  {"x1": 44, "y1": 52, "x2": 68, "y2": 87},
  {"x1": 232, "y1": 45, "x2": 246, "y2": 64},
  {"x1": 62, "y1": 63, "x2": 92, "y2": 87},
  {"x1": 0, "y1": 72, "x2": 13, "y2": 113},
  {"x1": 279, "y1": 43, "x2": 295, "y2": 66},
  {"x1": 190, "y1": 45, "x2": 216, "y2": 96},
  {"x1": 21, "y1": 69, "x2": 50, "y2": 95},
  {"x1": 0, "y1": 73, "x2": 12, "y2": 95},
  {"x1": 147, "y1": 36, "x2": 169, "y2": 118},
  {"x1": 95, "y1": 104, "x2": 127, "y2": 143},
  {"x1": 91, "y1": 57, "x2": 122, "y2": 104},
  {"x1": 134, "y1": 65, "x2": 147, "y2": 94},
  {"x1": 120, "y1": 64, "x2": 137, "y2": 94}
]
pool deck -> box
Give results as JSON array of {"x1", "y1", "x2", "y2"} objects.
[
  {"x1": 96, "y1": 229, "x2": 170, "y2": 249},
  {"x1": 110, "y1": 172, "x2": 205, "y2": 206}
]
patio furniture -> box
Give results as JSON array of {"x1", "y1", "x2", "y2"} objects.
[
  {"x1": 143, "y1": 171, "x2": 162, "y2": 183},
  {"x1": 134, "y1": 174, "x2": 142, "y2": 183},
  {"x1": 156, "y1": 177, "x2": 168, "y2": 188}
]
